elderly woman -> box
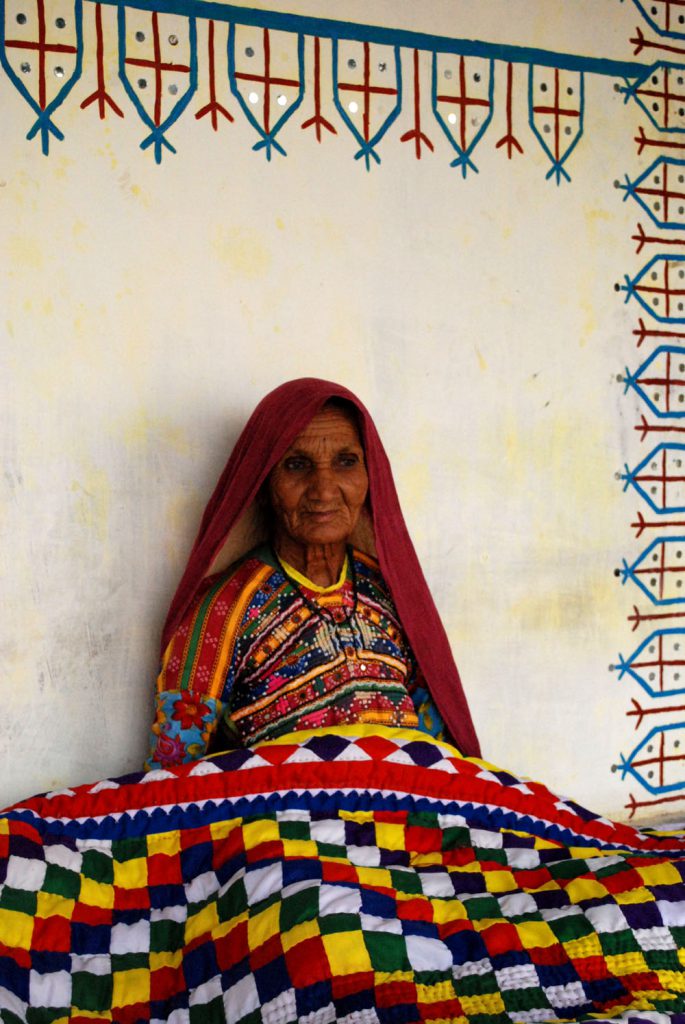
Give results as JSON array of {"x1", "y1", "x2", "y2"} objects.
[{"x1": 146, "y1": 379, "x2": 479, "y2": 769}]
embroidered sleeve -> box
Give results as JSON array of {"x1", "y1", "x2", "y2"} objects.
[
  {"x1": 407, "y1": 658, "x2": 446, "y2": 741},
  {"x1": 144, "y1": 562, "x2": 265, "y2": 770}
]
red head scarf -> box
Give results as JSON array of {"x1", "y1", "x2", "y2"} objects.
[{"x1": 162, "y1": 378, "x2": 480, "y2": 757}]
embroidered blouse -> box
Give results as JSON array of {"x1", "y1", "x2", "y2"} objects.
[{"x1": 145, "y1": 546, "x2": 444, "y2": 769}]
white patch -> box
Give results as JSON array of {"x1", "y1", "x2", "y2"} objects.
[
  {"x1": 405, "y1": 934, "x2": 452, "y2": 971},
  {"x1": 29, "y1": 969, "x2": 71, "y2": 1007}
]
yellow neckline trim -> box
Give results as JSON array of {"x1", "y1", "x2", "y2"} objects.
[{"x1": 279, "y1": 553, "x2": 349, "y2": 594}]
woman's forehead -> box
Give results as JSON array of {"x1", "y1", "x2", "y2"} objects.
[{"x1": 288, "y1": 407, "x2": 362, "y2": 450}]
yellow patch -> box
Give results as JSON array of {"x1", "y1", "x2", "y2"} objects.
[
  {"x1": 484, "y1": 869, "x2": 517, "y2": 893},
  {"x1": 281, "y1": 918, "x2": 321, "y2": 952},
  {"x1": 515, "y1": 920, "x2": 558, "y2": 948},
  {"x1": 0, "y1": 907, "x2": 33, "y2": 950},
  {"x1": 79, "y1": 877, "x2": 114, "y2": 910},
  {"x1": 149, "y1": 950, "x2": 183, "y2": 972},
  {"x1": 458, "y1": 992, "x2": 507, "y2": 1016},
  {"x1": 637, "y1": 862, "x2": 683, "y2": 887},
  {"x1": 247, "y1": 903, "x2": 280, "y2": 948},
  {"x1": 564, "y1": 878, "x2": 609, "y2": 904},
  {"x1": 112, "y1": 968, "x2": 150, "y2": 1007},
  {"x1": 185, "y1": 902, "x2": 220, "y2": 944},
  {"x1": 36, "y1": 890, "x2": 75, "y2": 921},
  {"x1": 113, "y1": 856, "x2": 148, "y2": 889},
  {"x1": 605, "y1": 952, "x2": 648, "y2": 977},
  {"x1": 563, "y1": 933, "x2": 603, "y2": 960},
  {"x1": 322, "y1": 932, "x2": 372, "y2": 974}
]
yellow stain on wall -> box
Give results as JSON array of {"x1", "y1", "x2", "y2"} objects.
[
  {"x1": 70, "y1": 466, "x2": 111, "y2": 543},
  {"x1": 123, "y1": 409, "x2": 191, "y2": 457},
  {"x1": 212, "y1": 226, "x2": 272, "y2": 278},
  {"x1": 8, "y1": 234, "x2": 44, "y2": 271}
]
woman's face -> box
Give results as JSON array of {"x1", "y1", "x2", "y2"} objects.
[{"x1": 269, "y1": 406, "x2": 369, "y2": 551}]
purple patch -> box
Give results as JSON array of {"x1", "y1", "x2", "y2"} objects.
[
  {"x1": 401, "y1": 741, "x2": 444, "y2": 767},
  {"x1": 303, "y1": 735, "x2": 351, "y2": 761}
]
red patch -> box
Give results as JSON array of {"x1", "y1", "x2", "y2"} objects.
[
  {"x1": 111, "y1": 1002, "x2": 149, "y2": 1022},
  {"x1": 215, "y1": 922, "x2": 247, "y2": 971},
  {"x1": 513, "y1": 867, "x2": 552, "y2": 889},
  {"x1": 0, "y1": 941, "x2": 31, "y2": 968},
  {"x1": 249, "y1": 932, "x2": 283, "y2": 971},
  {"x1": 113, "y1": 886, "x2": 150, "y2": 911},
  {"x1": 573, "y1": 955, "x2": 611, "y2": 981},
  {"x1": 601, "y1": 867, "x2": 643, "y2": 895},
  {"x1": 480, "y1": 921, "x2": 523, "y2": 955},
  {"x1": 620, "y1": 970, "x2": 661, "y2": 992},
  {"x1": 254, "y1": 744, "x2": 299, "y2": 767},
  {"x1": 331, "y1": 971, "x2": 376, "y2": 999},
  {"x1": 528, "y1": 943, "x2": 569, "y2": 966},
  {"x1": 376, "y1": 980, "x2": 418, "y2": 1007},
  {"x1": 397, "y1": 897, "x2": 433, "y2": 923},
  {"x1": 405, "y1": 825, "x2": 442, "y2": 853},
  {"x1": 285, "y1": 934, "x2": 332, "y2": 985},
  {"x1": 150, "y1": 964, "x2": 185, "y2": 1001},
  {"x1": 72, "y1": 902, "x2": 112, "y2": 927},
  {"x1": 418, "y1": 998, "x2": 465, "y2": 1019},
  {"x1": 180, "y1": 825, "x2": 212, "y2": 849},
  {"x1": 322, "y1": 861, "x2": 359, "y2": 884},
  {"x1": 355, "y1": 735, "x2": 398, "y2": 761},
  {"x1": 147, "y1": 852, "x2": 183, "y2": 886},
  {"x1": 246, "y1": 840, "x2": 284, "y2": 863},
  {"x1": 30, "y1": 914, "x2": 72, "y2": 952}
]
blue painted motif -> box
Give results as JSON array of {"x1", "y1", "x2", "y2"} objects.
[
  {"x1": 631, "y1": 0, "x2": 685, "y2": 41},
  {"x1": 430, "y1": 54, "x2": 493, "y2": 177},
  {"x1": 621, "y1": 255, "x2": 685, "y2": 324},
  {"x1": 621, "y1": 443, "x2": 685, "y2": 513},
  {"x1": 0, "y1": 0, "x2": 83, "y2": 155},
  {"x1": 619, "y1": 158, "x2": 685, "y2": 231},
  {"x1": 614, "y1": 629, "x2": 685, "y2": 698},
  {"x1": 527, "y1": 66, "x2": 584, "y2": 185},
  {"x1": 619, "y1": 723, "x2": 685, "y2": 795},
  {"x1": 622, "y1": 63, "x2": 685, "y2": 135},
  {"x1": 623, "y1": 345, "x2": 685, "y2": 419},
  {"x1": 619, "y1": 536, "x2": 685, "y2": 606},
  {"x1": 331, "y1": 40, "x2": 401, "y2": 169}
]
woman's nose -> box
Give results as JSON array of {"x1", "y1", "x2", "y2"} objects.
[{"x1": 308, "y1": 466, "x2": 338, "y2": 501}]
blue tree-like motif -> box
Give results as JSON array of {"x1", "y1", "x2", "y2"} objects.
[
  {"x1": 619, "y1": 157, "x2": 685, "y2": 230},
  {"x1": 228, "y1": 24, "x2": 304, "y2": 160},
  {"x1": 0, "y1": 0, "x2": 83, "y2": 155},
  {"x1": 332, "y1": 39, "x2": 401, "y2": 170},
  {"x1": 621, "y1": 443, "x2": 685, "y2": 512},
  {"x1": 614, "y1": 629, "x2": 685, "y2": 698},
  {"x1": 621, "y1": 255, "x2": 685, "y2": 323},
  {"x1": 528, "y1": 66, "x2": 584, "y2": 184},
  {"x1": 622, "y1": 62, "x2": 685, "y2": 134},
  {"x1": 117, "y1": 7, "x2": 198, "y2": 163},
  {"x1": 619, "y1": 536, "x2": 685, "y2": 605},
  {"x1": 431, "y1": 52, "x2": 493, "y2": 177},
  {"x1": 623, "y1": 345, "x2": 685, "y2": 419},
  {"x1": 618, "y1": 723, "x2": 685, "y2": 795}
]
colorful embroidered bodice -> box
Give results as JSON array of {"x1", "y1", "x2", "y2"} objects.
[{"x1": 146, "y1": 547, "x2": 443, "y2": 769}]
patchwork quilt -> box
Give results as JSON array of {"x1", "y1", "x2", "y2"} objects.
[{"x1": 3, "y1": 726, "x2": 685, "y2": 1024}]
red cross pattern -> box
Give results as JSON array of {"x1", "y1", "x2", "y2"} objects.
[
  {"x1": 233, "y1": 27, "x2": 300, "y2": 136},
  {"x1": 636, "y1": 349, "x2": 685, "y2": 414},
  {"x1": 634, "y1": 446, "x2": 685, "y2": 508},
  {"x1": 124, "y1": 11, "x2": 191, "y2": 128},
  {"x1": 4, "y1": 0, "x2": 77, "y2": 110},
  {"x1": 635, "y1": 259, "x2": 685, "y2": 319},
  {"x1": 642, "y1": 0, "x2": 685, "y2": 33},
  {"x1": 435, "y1": 55, "x2": 490, "y2": 154},
  {"x1": 530, "y1": 68, "x2": 581, "y2": 168},
  {"x1": 635, "y1": 65, "x2": 685, "y2": 131},
  {"x1": 337, "y1": 41, "x2": 397, "y2": 144},
  {"x1": 629, "y1": 632, "x2": 685, "y2": 693},
  {"x1": 633, "y1": 539, "x2": 685, "y2": 600},
  {"x1": 635, "y1": 162, "x2": 685, "y2": 224}
]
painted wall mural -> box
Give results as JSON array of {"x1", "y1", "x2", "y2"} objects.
[
  {"x1": 614, "y1": 0, "x2": 685, "y2": 819},
  {"x1": 9, "y1": 0, "x2": 685, "y2": 817},
  {"x1": 1, "y1": 0, "x2": 646, "y2": 177}
]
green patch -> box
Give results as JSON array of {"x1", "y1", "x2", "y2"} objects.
[
  {"x1": 454, "y1": 970, "x2": 500, "y2": 997},
  {"x1": 72, "y1": 969, "x2": 113, "y2": 1012},
  {"x1": 217, "y1": 878, "x2": 248, "y2": 922},
  {"x1": 0, "y1": 886, "x2": 37, "y2": 916},
  {"x1": 279, "y1": 820, "x2": 311, "y2": 841},
  {"x1": 389, "y1": 868, "x2": 423, "y2": 895},
  {"x1": 594, "y1": 859, "x2": 630, "y2": 880},
  {"x1": 111, "y1": 951, "x2": 150, "y2": 973},
  {"x1": 27, "y1": 1008, "x2": 69, "y2": 1024},
  {"x1": 363, "y1": 930, "x2": 411, "y2": 972},
  {"x1": 189, "y1": 995, "x2": 226, "y2": 1024},
  {"x1": 280, "y1": 889, "x2": 319, "y2": 931},
  {"x1": 474, "y1": 847, "x2": 507, "y2": 866},
  {"x1": 598, "y1": 929, "x2": 641, "y2": 955},
  {"x1": 643, "y1": 948, "x2": 682, "y2": 973},
  {"x1": 81, "y1": 848, "x2": 114, "y2": 884},
  {"x1": 150, "y1": 917, "x2": 185, "y2": 953},
  {"x1": 442, "y1": 826, "x2": 471, "y2": 850},
  {"x1": 317, "y1": 842, "x2": 347, "y2": 860},
  {"x1": 112, "y1": 835, "x2": 148, "y2": 862},
  {"x1": 461, "y1": 895, "x2": 501, "y2": 921},
  {"x1": 318, "y1": 912, "x2": 362, "y2": 935},
  {"x1": 501, "y1": 986, "x2": 548, "y2": 1012},
  {"x1": 548, "y1": 912, "x2": 594, "y2": 943},
  {"x1": 548, "y1": 859, "x2": 588, "y2": 882},
  {"x1": 43, "y1": 862, "x2": 81, "y2": 900}
]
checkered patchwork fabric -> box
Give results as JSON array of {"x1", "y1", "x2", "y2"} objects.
[{"x1": 3, "y1": 727, "x2": 685, "y2": 1022}]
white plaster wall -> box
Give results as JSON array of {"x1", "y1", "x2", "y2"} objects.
[{"x1": 1, "y1": 1, "x2": 647, "y2": 815}]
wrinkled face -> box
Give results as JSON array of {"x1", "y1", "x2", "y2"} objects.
[{"x1": 269, "y1": 406, "x2": 369, "y2": 550}]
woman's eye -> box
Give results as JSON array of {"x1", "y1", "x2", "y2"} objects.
[
  {"x1": 283, "y1": 457, "x2": 309, "y2": 471},
  {"x1": 337, "y1": 453, "x2": 360, "y2": 468}
]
